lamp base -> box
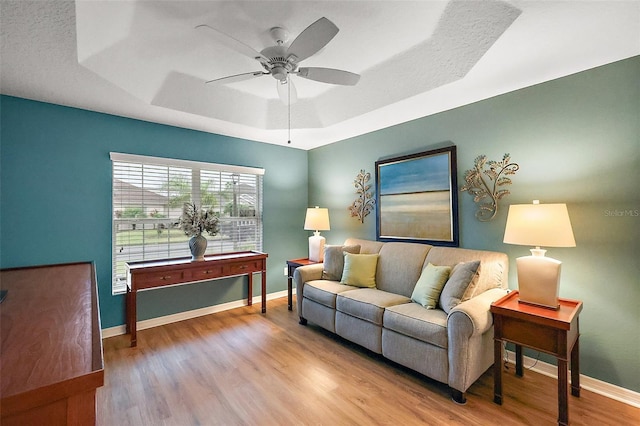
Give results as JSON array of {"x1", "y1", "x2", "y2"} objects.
[
  {"x1": 308, "y1": 233, "x2": 326, "y2": 262},
  {"x1": 516, "y1": 255, "x2": 562, "y2": 310},
  {"x1": 517, "y1": 298, "x2": 560, "y2": 310}
]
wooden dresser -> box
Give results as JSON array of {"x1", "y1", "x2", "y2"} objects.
[{"x1": 0, "y1": 262, "x2": 104, "y2": 425}]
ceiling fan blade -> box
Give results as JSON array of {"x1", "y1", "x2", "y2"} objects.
[
  {"x1": 196, "y1": 24, "x2": 268, "y2": 62},
  {"x1": 277, "y1": 78, "x2": 298, "y2": 105},
  {"x1": 297, "y1": 67, "x2": 360, "y2": 86},
  {"x1": 287, "y1": 17, "x2": 339, "y2": 62},
  {"x1": 206, "y1": 71, "x2": 267, "y2": 84}
]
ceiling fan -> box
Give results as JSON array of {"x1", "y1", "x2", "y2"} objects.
[{"x1": 195, "y1": 17, "x2": 360, "y2": 105}]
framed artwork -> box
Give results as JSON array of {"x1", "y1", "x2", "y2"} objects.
[{"x1": 375, "y1": 146, "x2": 459, "y2": 246}]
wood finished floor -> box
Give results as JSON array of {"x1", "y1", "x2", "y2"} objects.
[{"x1": 98, "y1": 297, "x2": 639, "y2": 425}]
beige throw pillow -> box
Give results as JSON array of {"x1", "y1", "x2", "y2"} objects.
[{"x1": 321, "y1": 245, "x2": 361, "y2": 281}]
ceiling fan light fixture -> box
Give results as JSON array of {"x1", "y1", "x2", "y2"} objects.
[{"x1": 269, "y1": 27, "x2": 289, "y2": 45}]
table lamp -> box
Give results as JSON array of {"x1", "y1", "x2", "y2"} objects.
[
  {"x1": 304, "y1": 207, "x2": 330, "y2": 262},
  {"x1": 503, "y1": 200, "x2": 576, "y2": 309}
]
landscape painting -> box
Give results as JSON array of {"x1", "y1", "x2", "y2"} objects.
[{"x1": 375, "y1": 146, "x2": 459, "y2": 246}]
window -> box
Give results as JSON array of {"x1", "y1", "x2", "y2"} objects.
[{"x1": 111, "y1": 153, "x2": 264, "y2": 294}]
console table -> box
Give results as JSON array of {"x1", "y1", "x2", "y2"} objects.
[
  {"x1": 1, "y1": 262, "x2": 104, "y2": 426},
  {"x1": 126, "y1": 251, "x2": 268, "y2": 347},
  {"x1": 491, "y1": 290, "x2": 582, "y2": 426}
]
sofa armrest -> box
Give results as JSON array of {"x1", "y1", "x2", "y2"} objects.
[
  {"x1": 447, "y1": 288, "x2": 509, "y2": 394},
  {"x1": 448, "y1": 288, "x2": 509, "y2": 336},
  {"x1": 293, "y1": 263, "x2": 324, "y2": 314}
]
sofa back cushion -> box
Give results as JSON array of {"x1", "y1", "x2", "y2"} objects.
[
  {"x1": 424, "y1": 247, "x2": 509, "y2": 296},
  {"x1": 344, "y1": 238, "x2": 384, "y2": 255},
  {"x1": 375, "y1": 242, "x2": 433, "y2": 297}
]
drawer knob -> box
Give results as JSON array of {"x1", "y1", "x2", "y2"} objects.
[{"x1": 161, "y1": 275, "x2": 172, "y2": 280}]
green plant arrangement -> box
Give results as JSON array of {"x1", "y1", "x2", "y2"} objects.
[
  {"x1": 348, "y1": 169, "x2": 376, "y2": 223},
  {"x1": 179, "y1": 202, "x2": 220, "y2": 237},
  {"x1": 460, "y1": 154, "x2": 519, "y2": 222}
]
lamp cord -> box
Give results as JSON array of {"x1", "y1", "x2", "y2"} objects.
[{"x1": 503, "y1": 342, "x2": 541, "y2": 371}]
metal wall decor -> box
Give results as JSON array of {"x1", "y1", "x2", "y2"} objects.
[
  {"x1": 460, "y1": 153, "x2": 519, "y2": 222},
  {"x1": 348, "y1": 169, "x2": 375, "y2": 223}
]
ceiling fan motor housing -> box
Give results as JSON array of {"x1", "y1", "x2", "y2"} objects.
[{"x1": 260, "y1": 45, "x2": 297, "y2": 81}]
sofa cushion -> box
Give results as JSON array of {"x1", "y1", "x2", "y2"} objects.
[
  {"x1": 383, "y1": 302, "x2": 448, "y2": 348},
  {"x1": 321, "y1": 244, "x2": 361, "y2": 281},
  {"x1": 375, "y1": 242, "x2": 432, "y2": 297},
  {"x1": 411, "y1": 263, "x2": 451, "y2": 309},
  {"x1": 336, "y1": 288, "x2": 410, "y2": 325},
  {"x1": 439, "y1": 260, "x2": 481, "y2": 314},
  {"x1": 304, "y1": 280, "x2": 357, "y2": 309},
  {"x1": 340, "y1": 253, "x2": 379, "y2": 288}
]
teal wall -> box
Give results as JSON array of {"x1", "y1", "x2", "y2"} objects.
[
  {"x1": 308, "y1": 56, "x2": 640, "y2": 392},
  {"x1": 0, "y1": 96, "x2": 308, "y2": 329}
]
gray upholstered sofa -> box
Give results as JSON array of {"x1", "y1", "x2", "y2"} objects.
[{"x1": 294, "y1": 238, "x2": 509, "y2": 403}]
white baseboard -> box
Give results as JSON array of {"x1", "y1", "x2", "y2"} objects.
[
  {"x1": 505, "y1": 350, "x2": 640, "y2": 408},
  {"x1": 101, "y1": 289, "x2": 292, "y2": 339}
]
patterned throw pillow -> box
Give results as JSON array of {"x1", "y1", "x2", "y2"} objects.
[{"x1": 439, "y1": 260, "x2": 481, "y2": 313}]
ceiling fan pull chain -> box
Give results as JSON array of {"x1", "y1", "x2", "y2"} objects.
[{"x1": 288, "y1": 76, "x2": 292, "y2": 144}]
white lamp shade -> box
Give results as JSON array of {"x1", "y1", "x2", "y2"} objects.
[
  {"x1": 304, "y1": 207, "x2": 330, "y2": 231},
  {"x1": 503, "y1": 203, "x2": 575, "y2": 248}
]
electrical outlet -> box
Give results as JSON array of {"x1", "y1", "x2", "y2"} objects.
[{"x1": 283, "y1": 266, "x2": 288, "y2": 276}]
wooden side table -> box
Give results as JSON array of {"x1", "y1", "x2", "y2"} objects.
[
  {"x1": 491, "y1": 290, "x2": 582, "y2": 426},
  {"x1": 286, "y1": 258, "x2": 319, "y2": 311}
]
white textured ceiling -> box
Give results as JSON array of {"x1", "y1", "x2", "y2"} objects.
[{"x1": 1, "y1": 1, "x2": 639, "y2": 150}]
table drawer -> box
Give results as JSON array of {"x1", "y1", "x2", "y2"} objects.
[
  {"x1": 190, "y1": 264, "x2": 225, "y2": 280},
  {"x1": 228, "y1": 260, "x2": 262, "y2": 275},
  {"x1": 134, "y1": 269, "x2": 186, "y2": 289}
]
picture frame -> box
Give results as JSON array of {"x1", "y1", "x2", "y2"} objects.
[{"x1": 375, "y1": 146, "x2": 459, "y2": 246}]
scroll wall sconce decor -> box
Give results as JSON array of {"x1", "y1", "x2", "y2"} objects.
[
  {"x1": 348, "y1": 169, "x2": 375, "y2": 223},
  {"x1": 460, "y1": 153, "x2": 519, "y2": 222}
]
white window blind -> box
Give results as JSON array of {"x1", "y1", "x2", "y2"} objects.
[{"x1": 111, "y1": 153, "x2": 264, "y2": 294}]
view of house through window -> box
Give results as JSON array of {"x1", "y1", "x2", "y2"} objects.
[{"x1": 111, "y1": 153, "x2": 264, "y2": 294}]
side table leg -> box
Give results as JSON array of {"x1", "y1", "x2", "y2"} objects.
[
  {"x1": 515, "y1": 344, "x2": 523, "y2": 377},
  {"x1": 287, "y1": 275, "x2": 293, "y2": 311},
  {"x1": 247, "y1": 272, "x2": 253, "y2": 307},
  {"x1": 493, "y1": 338, "x2": 503, "y2": 404},
  {"x1": 571, "y1": 336, "x2": 580, "y2": 397},
  {"x1": 558, "y1": 358, "x2": 569, "y2": 426}
]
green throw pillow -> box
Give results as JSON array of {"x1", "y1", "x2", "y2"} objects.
[
  {"x1": 411, "y1": 263, "x2": 452, "y2": 309},
  {"x1": 340, "y1": 253, "x2": 379, "y2": 288}
]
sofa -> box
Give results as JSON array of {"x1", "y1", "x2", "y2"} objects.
[{"x1": 293, "y1": 238, "x2": 509, "y2": 403}]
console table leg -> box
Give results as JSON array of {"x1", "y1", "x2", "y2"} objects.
[
  {"x1": 261, "y1": 268, "x2": 266, "y2": 313},
  {"x1": 247, "y1": 272, "x2": 253, "y2": 307},
  {"x1": 130, "y1": 290, "x2": 137, "y2": 347}
]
